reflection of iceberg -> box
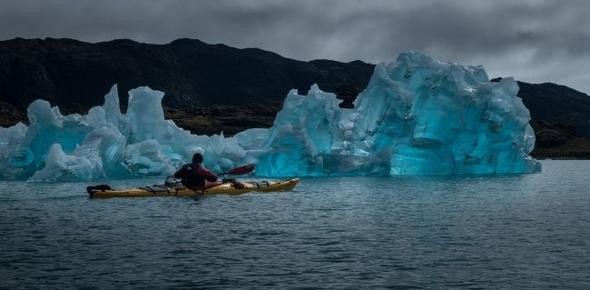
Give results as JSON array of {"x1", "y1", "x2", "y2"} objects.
[{"x1": 0, "y1": 51, "x2": 541, "y2": 181}]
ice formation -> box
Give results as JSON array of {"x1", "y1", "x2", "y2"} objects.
[
  {"x1": 0, "y1": 51, "x2": 540, "y2": 181},
  {"x1": 0, "y1": 86, "x2": 253, "y2": 182},
  {"x1": 256, "y1": 52, "x2": 541, "y2": 176}
]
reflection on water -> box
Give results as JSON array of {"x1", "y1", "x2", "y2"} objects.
[{"x1": 1, "y1": 160, "x2": 589, "y2": 288}]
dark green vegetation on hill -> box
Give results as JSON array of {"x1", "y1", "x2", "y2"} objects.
[{"x1": 1, "y1": 38, "x2": 589, "y2": 158}]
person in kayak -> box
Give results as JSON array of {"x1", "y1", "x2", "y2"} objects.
[{"x1": 174, "y1": 153, "x2": 222, "y2": 189}]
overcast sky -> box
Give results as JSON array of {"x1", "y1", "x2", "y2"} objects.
[{"x1": 1, "y1": 0, "x2": 589, "y2": 93}]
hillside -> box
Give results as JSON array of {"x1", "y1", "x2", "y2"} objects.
[
  {"x1": 0, "y1": 38, "x2": 373, "y2": 111},
  {"x1": 1, "y1": 38, "x2": 589, "y2": 158}
]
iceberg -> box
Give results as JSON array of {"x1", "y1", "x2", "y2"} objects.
[
  {"x1": 256, "y1": 51, "x2": 540, "y2": 176},
  {"x1": 0, "y1": 51, "x2": 540, "y2": 182},
  {"x1": 0, "y1": 85, "x2": 252, "y2": 181}
]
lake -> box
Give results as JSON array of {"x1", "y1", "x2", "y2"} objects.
[{"x1": 1, "y1": 160, "x2": 589, "y2": 289}]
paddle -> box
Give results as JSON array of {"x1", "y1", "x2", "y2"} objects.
[
  {"x1": 165, "y1": 164, "x2": 255, "y2": 187},
  {"x1": 220, "y1": 164, "x2": 255, "y2": 176}
]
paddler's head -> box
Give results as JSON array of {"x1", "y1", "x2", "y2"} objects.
[{"x1": 192, "y1": 152, "x2": 204, "y2": 164}]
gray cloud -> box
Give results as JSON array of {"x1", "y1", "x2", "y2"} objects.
[{"x1": 0, "y1": 0, "x2": 588, "y2": 93}]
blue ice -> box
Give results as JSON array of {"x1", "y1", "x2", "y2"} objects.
[{"x1": 0, "y1": 51, "x2": 540, "y2": 181}]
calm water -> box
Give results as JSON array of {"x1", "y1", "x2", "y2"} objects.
[{"x1": 1, "y1": 160, "x2": 589, "y2": 289}]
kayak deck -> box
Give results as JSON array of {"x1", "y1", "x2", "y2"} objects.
[{"x1": 88, "y1": 178, "x2": 299, "y2": 199}]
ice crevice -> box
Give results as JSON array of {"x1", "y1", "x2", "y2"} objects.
[{"x1": 0, "y1": 51, "x2": 541, "y2": 181}]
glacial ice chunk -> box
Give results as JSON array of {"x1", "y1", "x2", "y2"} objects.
[
  {"x1": 0, "y1": 51, "x2": 541, "y2": 181},
  {"x1": 255, "y1": 51, "x2": 541, "y2": 176},
  {"x1": 29, "y1": 144, "x2": 104, "y2": 182},
  {"x1": 0, "y1": 84, "x2": 262, "y2": 181}
]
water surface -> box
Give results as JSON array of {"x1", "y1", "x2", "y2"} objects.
[{"x1": 1, "y1": 160, "x2": 589, "y2": 289}]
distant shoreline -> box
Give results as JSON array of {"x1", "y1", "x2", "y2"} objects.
[{"x1": 535, "y1": 157, "x2": 590, "y2": 160}]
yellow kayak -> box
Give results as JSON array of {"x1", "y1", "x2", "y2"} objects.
[{"x1": 87, "y1": 178, "x2": 299, "y2": 199}]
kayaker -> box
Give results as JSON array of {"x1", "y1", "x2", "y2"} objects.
[{"x1": 174, "y1": 153, "x2": 222, "y2": 189}]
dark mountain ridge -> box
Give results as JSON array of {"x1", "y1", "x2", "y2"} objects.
[
  {"x1": 0, "y1": 37, "x2": 373, "y2": 112},
  {"x1": 1, "y1": 38, "x2": 589, "y2": 158}
]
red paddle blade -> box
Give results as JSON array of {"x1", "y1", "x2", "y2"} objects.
[{"x1": 226, "y1": 164, "x2": 255, "y2": 175}]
